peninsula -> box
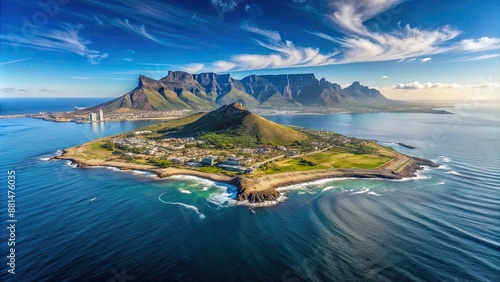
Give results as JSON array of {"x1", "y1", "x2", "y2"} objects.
[{"x1": 54, "y1": 103, "x2": 438, "y2": 203}]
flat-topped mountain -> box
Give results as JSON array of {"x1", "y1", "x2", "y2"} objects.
[{"x1": 85, "y1": 71, "x2": 395, "y2": 112}]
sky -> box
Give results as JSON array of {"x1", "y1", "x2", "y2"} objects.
[{"x1": 0, "y1": 0, "x2": 499, "y2": 101}]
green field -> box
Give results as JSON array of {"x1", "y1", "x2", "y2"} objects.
[
  {"x1": 196, "y1": 166, "x2": 239, "y2": 176},
  {"x1": 262, "y1": 158, "x2": 326, "y2": 174},
  {"x1": 261, "y1": 147, "x2": 394, "y2": 175},
  {"x1": 300, "y1": 149, "x2": 393, "y2": 169}
]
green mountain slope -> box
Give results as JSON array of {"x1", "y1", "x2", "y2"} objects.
[{"x1": 165, "y1": 103, "x2": 308, "y2": 146}]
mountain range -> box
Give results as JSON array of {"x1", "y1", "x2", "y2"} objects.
[{"x1": 87, "y1": 71, "x2": 396, "y2": 112}]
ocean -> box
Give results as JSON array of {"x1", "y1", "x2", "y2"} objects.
[{"x1": 0, "y1": 99, "x2": 498, "y2": 281}]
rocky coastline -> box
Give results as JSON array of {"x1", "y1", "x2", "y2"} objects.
[{"x1": 53, "y1": 150, "x2": 438, "y2": 204}]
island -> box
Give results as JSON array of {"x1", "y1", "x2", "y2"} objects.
[{"x1": 54, "y1": 103, "x2": 438, "y2": 203}]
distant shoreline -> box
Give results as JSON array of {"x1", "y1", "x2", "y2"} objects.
[{"x1": 0, "y1": 107, "x2": 452, "y2": 123}]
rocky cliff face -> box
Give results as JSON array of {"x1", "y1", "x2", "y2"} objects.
[{"x1": 87, "y1": 71, "x2": 394, "y2": 112}]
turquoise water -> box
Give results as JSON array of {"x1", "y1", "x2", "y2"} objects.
[{"x1": 0, "y1": 102, "x2": 499, "y2": 281}]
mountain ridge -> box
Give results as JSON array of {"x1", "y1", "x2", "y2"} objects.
[{"x1": 85, "y1": 71, "x2": 396, "y2": 112}]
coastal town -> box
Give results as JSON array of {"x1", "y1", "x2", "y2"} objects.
[
  {"x1": 99, "y1": 127, "x2": 357, "y2": 175},
  {"x1": 0, "y1": 108, "x2": 191, "y2": 123}
]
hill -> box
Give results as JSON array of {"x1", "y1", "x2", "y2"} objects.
[
  {"x1": 84, "y1": 71, "x2": 397, "y2": 112},
  {"x1": 155, "y1": 103, "x2": 308, "y2": 146}
]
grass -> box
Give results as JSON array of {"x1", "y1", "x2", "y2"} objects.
[
  {"x1": 196, "y1": 166, "x2": 239, "y2": 176},
  {"x1": 136, "y1": 112, "x2": 206, "y2": 134},
  {"x1": 77, "y1": 141, "x2": 114, "y2": 160},
  {"x1": 260, "y1": 146, "x2": 395, "y2": 174},
  {"x1": 261, "y1": 159, "x2": 325, "y2": 174}
]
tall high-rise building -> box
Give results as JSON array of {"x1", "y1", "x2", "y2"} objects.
[
  {"x1": 98, "y1": 109, "x2": 104, "y2": 121},
  {"x1": 89, "y1": 113, "x2": 97, "y2": 122}
]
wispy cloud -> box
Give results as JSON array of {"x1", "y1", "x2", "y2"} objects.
[
  {"x1": 241, "y1": 22, "x2": 281, "y2": 42},
  {"x1": 0, "y1": 24, "x2": 108, "y2": 64},
  {"x1": 94, "y1": 16, "x2": 103, "y2": 25},
  {"x1": 183, "y1": 35, "x2": 338, "y2": 72},
  {"x1": 181, "y1": 24, "x2": 337, "y2": 72},
  {"x1": 0, "y1": 57, "x2": 32, "y2": 65},
  {"x1": 381, "y1": 75, "x2": 389, "y2": 79},
  {"x1": 420, "y1": 57, "x2": 432, "y2": 62},
  {"x1": 211, "y1": 0, "x2": 240, "y2": 17},
  {"x1": 180, "y1": 63, "x2": 205, "y2": 73},
  {"x1": 110, "y1": 18, "x2": 161, "y2": 43},
  {"x1": 308, "y1": 0, "x2": 499, "y2": 64},
  {"x1": 459, "y1": 37, "x2": 500, "y2": 52},
  {"x1": 117, "y1": 58, "x2": 134, "y2": 62},
  {"x1": 454, "y1": 53, "x2": 500, "y2": 62}
]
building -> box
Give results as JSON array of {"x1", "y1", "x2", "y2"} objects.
[
  {"x1": 98, "y1": 109, "x2": 104, "y2": 121},
  {"x1": 202, "y1": 156, "x2": 217, "y2": 166},
  {"x1": 258, "y1": 146, "x2": 273, "y2": 153},
  {"x1": 89, "y1": 112, "x2": 97, "y2": 122},
  {"x1": 222, "y1": 157, "x2": 239, "y2": 166},
  {"x1": 217, "y1": 164, "x2": 247, "y2": 173}
]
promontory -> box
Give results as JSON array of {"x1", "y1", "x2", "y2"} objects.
[{"x1": 54, "y1": 103, "x2": 438, "y2": 203}]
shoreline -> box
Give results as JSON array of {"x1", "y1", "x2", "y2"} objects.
[
  {"x1": 0, "y1": 107, "x2": 452, "y2": 123},
  {"x1": 53, "y1": 149, "x2": 437, "y2": 204}
]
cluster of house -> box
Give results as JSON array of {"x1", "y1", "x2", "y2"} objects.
[{"x1": 109, "y1": 135, "x2": 310, "y2": 172}]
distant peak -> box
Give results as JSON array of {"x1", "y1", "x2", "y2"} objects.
[
  {"x1": 138, "y1": 75, "x2": 156, "y2": 86},
  {"x1": 216, "y1": 103, "x2": 248, "y2": 115},
  {"x1": 231, "y1": 102, "x2": 245, "y2": 111}
]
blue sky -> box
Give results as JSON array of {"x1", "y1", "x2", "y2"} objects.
[{"x1": 0, "y1": 0, "x2": 499, "y2": 100}]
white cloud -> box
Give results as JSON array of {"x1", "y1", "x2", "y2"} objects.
[
  {"x1": 311, "y1": 0, "x2": 498, "y2": 64},
  {"x1": 393, "y1": 81, "x2": 499, "y2": 90},
  {"x1": 0, "y1": 24, "x2": 108, "y2": 64},
  {"x1": 213, "y1": 60, "x2": 236, "y2": 72},
  {"x1": 180, "y1": 28, "x2": 337, "y2": 72},
  {"x1": 330, "y1": 0, "x2": 402, "y2": 36},
  {"x1": 329, "y1": 23, "x2": 459, "y2": 63},
  {"x1": 459, "y1": 37, "x2": 500, "y2": 52},
  {"x1": 381, "y1": 75, "x2": 389, "y2": 79},
  {"x1": 179, "y1": 0, "x2": 500, "y2": 72},
  {"x1": 180, "y1": 63, "x2": 205, "y2": 73},
  {"x1": 224, "y1": 40, "x2": 336, "y2": 71},
  {"x1": 241, "y1": 22, "x2": 281, "y2": 42},
  {"x1": 111, "y1": 18, "x2": 160, "y2": 43}
]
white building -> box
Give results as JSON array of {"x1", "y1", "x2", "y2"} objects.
[
  {"x1": 89, "y1": 113, "x2": 97, "y2": 122},
  {"x1": 98, "y1": 109, "x2": 104, "y2": 121}
]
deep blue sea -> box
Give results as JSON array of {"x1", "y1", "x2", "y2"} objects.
[{"x1": 0, "y1": 100, "x2": 499, "y2": 281}]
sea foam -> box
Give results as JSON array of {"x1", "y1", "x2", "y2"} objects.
[{"x1": 158, "y1": 193, "x2": 205, "y2": 219}]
